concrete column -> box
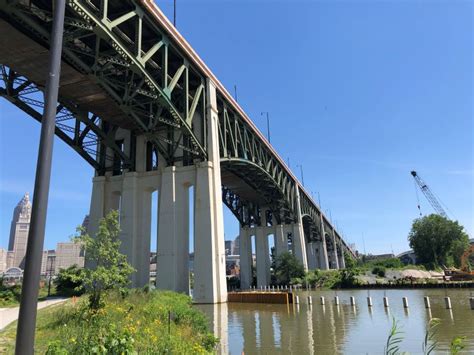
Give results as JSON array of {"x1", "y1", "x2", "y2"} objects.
[
  {"x1": 120, "y1": 172, "x2": 152, "y2": 287},
  {"x1": 319, "y1": 220, "x2": 330, "y2": 270},
  {"x1": 331, "y1": 229, "x2": 340, "y2": 270},
  {"x1": 134, "y1": 135, "x2": 147, "y2": 172},
  {"x1": 339, "y1": 242, "x2": 346, "y2": 269},
  {"x1": 292, "y1": 223, "x2": 308, "y2": 271},
  {"x1": 87, "y1": 176, "x2": 107, "y2": 239},
  {"x1": 274, "y1": 224, "x2": 287, "y2": 256},
  {"x1": 306, "y1": 242, "x2": 317, "y2": 270},
  {"x1": 156, "y1": 167, "x2": 189, "y2": 294},
  {"x1": 239, "y1": 226, "x2": 252, "y2": 289},
  {"x1": 255, "y1": 227, "x2": 270, "y2": 287},
  {"x1": 294, "y1": 188, "x2": 308, "y2": 270},
  {"x1": 193, "y1": 79, "x2": 227, "y2": 303},
  {"x1": 175, "y1": 176, "x2": 190, "y2": 291}
]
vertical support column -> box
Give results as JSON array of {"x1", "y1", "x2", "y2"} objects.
[
  {"x1": 120, "y1": 172, "x2": 151, "y2": 287},
  {"x1": 331, "y1": 228, "x2": 340, "y2": 270},
  {"x1": 175, "y1": 178, "x2": 190, "y2": 292},
  {"x1": 256, "y1": 227, "x2": 270, "y2": 287},
  {"x1": 339, "y1": 242, "x2": 346, "y2": 269},
  {"x1": 87, "y1": 176, "x2": 107, "y2": 239},
  {"x1": 156, "y1": 167, "x2": 189, "y2": 294},
  {"x1": 193, "y1": 79, "x2": 227, "y2": 303},
  {"x1": 239, "y1": 226, "x2": 252, "y2": 289},
  {"x1": 274, "y1": 224, "x2": 287, "y2": 256},
  {"x1": 306, "y1": 242, "x2": 317, "y2": 270},
  {"x1": 293, "y1": 188, "x2": 308, "y2": 270},
  {"x1": 319, "y1": 219, "x2": 330, "y2": 270}
]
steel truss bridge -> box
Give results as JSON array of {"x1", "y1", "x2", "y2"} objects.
[{"x1": 0, "y1": 0, "x2": 354, "y2": 301}]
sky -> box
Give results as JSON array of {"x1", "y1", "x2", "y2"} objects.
[{"x1": 0, "y1": 0, "x2": 472, "y2": 255}]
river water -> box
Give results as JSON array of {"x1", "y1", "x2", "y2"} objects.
[{"x1": 198, "y1": 289, "x2": 474, "y2": 354}]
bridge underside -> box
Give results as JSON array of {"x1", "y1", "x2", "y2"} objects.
[{"x1": 0, "y1": 0, "x2": 354, "y2": 303}]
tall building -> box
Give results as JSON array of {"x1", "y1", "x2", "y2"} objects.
[
  {"x1": 1, "y1": 193, "x2": 87, "y2": 276},
  {"x1": 56, "y1": 242, "x2": 84, "y2": 271},
  {"x1": 7, "y1": 192, "x2": 31, "y2": 269}
]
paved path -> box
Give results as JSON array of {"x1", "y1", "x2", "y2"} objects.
[{"x1": 0, "y1": 298, "x2": 68, "y2": 331}]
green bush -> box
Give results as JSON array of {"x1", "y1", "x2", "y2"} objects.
[
  {"x1": 0, "y1": 284, "x2": 22, "y2": 307},
  {"x1": 55, "y1": 265, "x2": 85, "y2": 297},
  {"x1": 274, "y1": 252, "x2": 305, "y2": 286},
  {"x1": 372, "y1": 265, "x2": 386, "y2": 277}
]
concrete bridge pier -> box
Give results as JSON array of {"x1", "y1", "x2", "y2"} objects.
[
  {"x1": 156, "y1": 166, "x2": 191, "y2": 294},
  {"x1": 294, "y1": 189, "x2": 309, "y2": 271},
  {"x1": 330, "y1": 229, "x2": 340, "y2": 270},
  {"x1": 306, "y1": 242, "x2": 318, "y2": 270},
  {"x1": 255, "y1": 226, "x2": 271, "y2": 287},
  {"x1": 239, "y1": 226, "x2": 252, "y2": 289},
  {"x1": 188, "y1": 80, "x2": 227, "y2": 303},
  {"x1": 338, "y1": 240, "x2": 346, "y2": 269}
]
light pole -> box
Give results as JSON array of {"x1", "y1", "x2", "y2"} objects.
[
  {"x1": 260, "y1": 112, "x2": 271, "y2": 143},
  {"x1": 296, "y1": 164, "x2": 305, "y2": 187},
  {"x1": 15, "y1": 1, "x2": 65, "y2": 353}
]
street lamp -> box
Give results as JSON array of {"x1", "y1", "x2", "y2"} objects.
[
  {"x1": 296, "y1": 164, "x2": 304, "y2": 187},
  {"x1": 260, "y1": 112, "x2": 271, "y2": 143}
]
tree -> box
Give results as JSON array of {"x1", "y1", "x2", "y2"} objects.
[
  {"x1": 74, "y1": 210, "x2": 135, "y2": 309},
  {"x1": 274, "y1": 252, "x2": 305, "y2": 285},
  {"x1": 55, "y1": 265, "x2": 85, "y2": 296},
  {"x1": 408, "y1": 214, "x2": 469, "y2": 268},
  {"x1": 344, "y1": 252, "x2": 356, "y2": 269}
]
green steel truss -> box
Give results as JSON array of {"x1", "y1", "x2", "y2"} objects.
[
  {"x1": 0, "y1": 0, "x2": 207, "y2": 166},
  {"x1": 0, "y1": 64, "x2": 131, "y2": 174},
  {"x1": 0, "y1": 0, "x2": 353, "y2": 256}
]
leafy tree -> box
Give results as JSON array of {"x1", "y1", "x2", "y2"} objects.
[
  {"x1": 74, "y1": 210, "x2": 135, "y2": 309},
  {"x1": 344, "y1": 252, "x2": 356, "y2": 269},
  {"x1": 54, "y1": 265, "x2": 85, "y2": 296},
  {"x1": 408, "y1": 214, "x2": 469, "y2": 268},
  {"x1": 273, "y1": 252, "x2": 305, "y2": 285}
]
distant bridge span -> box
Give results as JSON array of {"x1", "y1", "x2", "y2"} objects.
[{"x1": 0, "y1": 0, "x2": 354, "y2": 303}]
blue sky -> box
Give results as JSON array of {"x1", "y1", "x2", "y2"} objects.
[{"x1": 0, "y1": 0, "x2": 472, "y2": 254}]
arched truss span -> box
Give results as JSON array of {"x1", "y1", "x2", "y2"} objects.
[{"x1": 217, "y1": 98, "x2": 299, "y2": 225}]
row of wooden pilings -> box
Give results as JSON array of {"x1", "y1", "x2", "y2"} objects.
[{"x1": 292, "y1": 295, "x2": 474, "y2": 310}]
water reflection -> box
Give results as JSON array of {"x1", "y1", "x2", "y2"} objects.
[{"x1": 198, "y1": 289, "x2": 474, "y2": 354}]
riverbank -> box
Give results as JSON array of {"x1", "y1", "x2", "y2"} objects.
[{"x1": 0, "y1": 290, "x2": 217, "y2": 353}]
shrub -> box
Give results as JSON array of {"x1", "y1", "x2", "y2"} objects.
[
  {"x1": 372, "y1": 266, "x2": 386, "y2": 277},
  {"x1": 274, "y1": 252, "x2": 305, "y2": 286},
  {"x1": 55, "y1": 265, "x2": 85, "y2": 297}
]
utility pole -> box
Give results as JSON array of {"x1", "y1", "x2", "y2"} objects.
[
  {"x1": 15, "y1": 1, "x2": 65, "y2": 353},
  {"x1": 234, "y1": 84, "x2": 238, "y2": 102},
  {"x1": 173, "y1": 0, "x2": 176, "y2": 27},
  {"x1": 296, "y1": 164, "x2": 304, "y2": 187},
  {"x1": 260, "y1": 112, "x2": 271, "y2": 143},
  {"x1": 47, "y1": 256, "x2": 54, "y2": 297},
  {"x1": 287, "y1": 157, "x2": 290, "y2": 168}
]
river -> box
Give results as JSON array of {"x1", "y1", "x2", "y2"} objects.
[{"x1": 197, "y1": 289, "x2": 474, "y2": 354}]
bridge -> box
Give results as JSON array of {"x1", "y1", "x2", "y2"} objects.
[{"x1": 0, "y1": 0, "x2": 354, "y2": 303}]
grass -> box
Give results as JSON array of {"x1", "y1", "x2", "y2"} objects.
[
  {"x1": 0, "y1": 289, "x2": 218, "y2": 354},
  {"x1": 0, "y1": 284, "x2": 57, "y2": 308}
]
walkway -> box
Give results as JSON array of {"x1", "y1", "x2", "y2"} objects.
[{"x1": 0, "y1": 298, "x2": 68, "y2": 331}]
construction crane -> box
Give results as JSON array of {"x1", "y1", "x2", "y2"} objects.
[{"x1": 410, "y1": 171, "x2": 449, "y2": 219}]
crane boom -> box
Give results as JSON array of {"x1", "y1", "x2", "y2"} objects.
[{"x1": 410, "y1": 171, "x2": 448, "y2": 219}]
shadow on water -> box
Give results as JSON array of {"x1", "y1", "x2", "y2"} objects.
[{"x1": 197, "y1": 289, "x2": 474, "y2": 354}]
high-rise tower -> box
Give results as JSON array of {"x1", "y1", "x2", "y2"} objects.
[{"x1": 8, "y1": 192, "x2": 32, "y2": 269}]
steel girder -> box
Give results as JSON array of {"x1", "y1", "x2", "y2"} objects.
[
  {"x1": 0, "y1": 0, "x2": 207, "y2": 166},
  {"x1": 217, "y1": 97, "x2": 298, "y2": 226},
  {"x1": 0, "y1": 64, "x2": 130, "y2": 173},
  {"x1": 0, "y1": 0, "x2": 355, "y2": 256}
]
